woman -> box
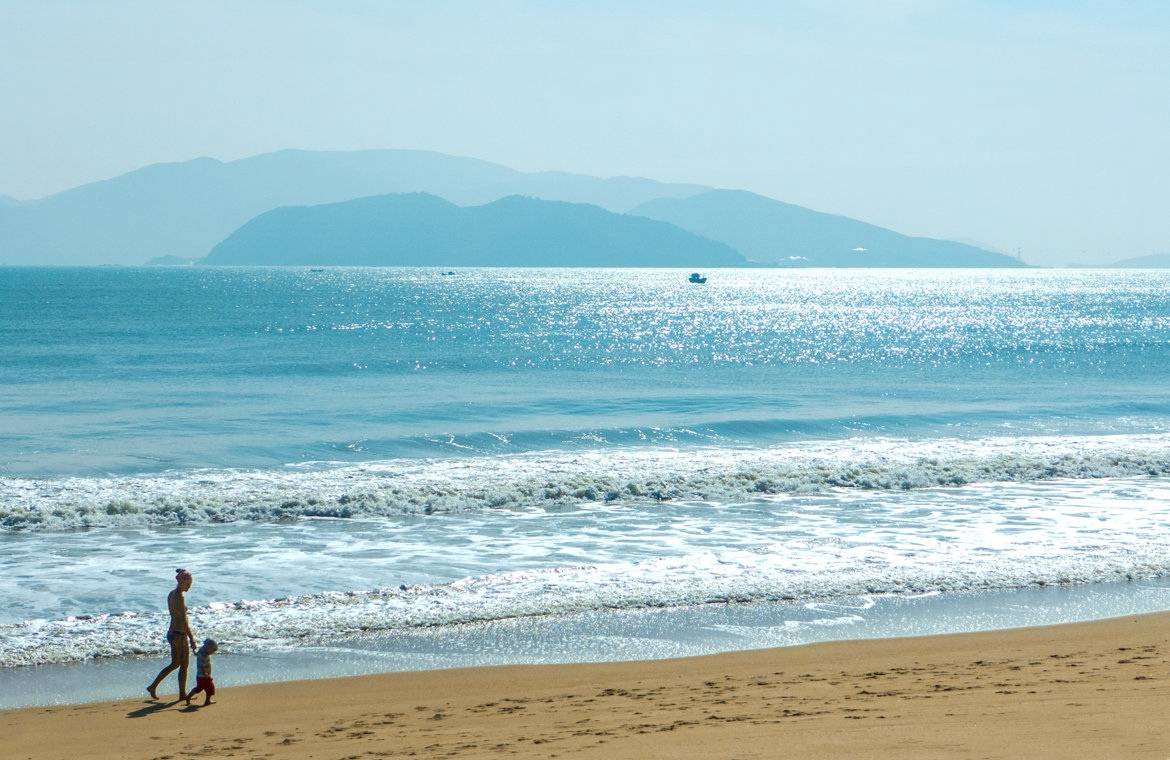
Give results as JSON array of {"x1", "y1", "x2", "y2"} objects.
[{"x1": 146, "y1": 568, "x2": 197, "y2": 700}]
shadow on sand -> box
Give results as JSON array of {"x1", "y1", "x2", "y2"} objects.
[
  {"x1": 180, "y1": 703, "x2": 212, "y2": 713},
  {"x1": 126, "y1": 699, "x2": 183, "y2": 718}
]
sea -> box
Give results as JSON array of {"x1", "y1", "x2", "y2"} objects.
[{"x1": 3, "y1": 266, "x2": 1170, "y2": 707}]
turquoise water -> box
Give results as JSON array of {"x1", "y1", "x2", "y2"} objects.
[
  {"x1": 4, "y1": 267, "x2": 1169, "y2": 478},
  {"x1": 3, "y1": 267, "x2": 1170, "y2": 676}
]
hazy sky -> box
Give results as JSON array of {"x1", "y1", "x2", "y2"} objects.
[{"x1": 2, "y1": 1, "x2": 1167, "y2": 264}]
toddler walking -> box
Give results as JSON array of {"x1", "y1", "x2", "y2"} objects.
[{"x1": 185, "y1": 639, "x2": 218, "y2": 705}]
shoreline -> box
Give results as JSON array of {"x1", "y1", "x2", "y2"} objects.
[
  {"x1": 4, "y1": 611, "x2": 1170, "y2": 759},
  {"x1": 5, "y1": 576, "x2": 1170, "y2": 710}
]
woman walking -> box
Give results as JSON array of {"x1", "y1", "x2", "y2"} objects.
[{"x1": 146, "y1": 568, "x2": 197, "y2": 700}]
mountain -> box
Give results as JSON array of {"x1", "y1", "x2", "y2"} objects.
[
  {"x1": 0, "y1": 150, "x2": 706, "y2": 266},
  {"x1": 0, "y1": 194, "x2": 23, "y2": 206},
  {"x1": 1108, "y1": 253, "x2": 1170, "y2": 268},
  {"x1": 631, "y1": 190, "x2": 1025, "y2": 267},
  {"x1": 204, "y1": 193, "x2": 744, "y2": 267},
  {"x1": 2, "y1": 148, "x2": 1024, "y2": 268}
]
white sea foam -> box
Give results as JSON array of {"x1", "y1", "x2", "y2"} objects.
[
  {"x1": 4, "y1": 434, "x2": 1170, "y2": 531},
  {"x1": 3, "y1": 526, "x2": 1169, "y2": 667},
  {"x1": 6, "y1": 440, "x2": 1170, "y2": 667}
]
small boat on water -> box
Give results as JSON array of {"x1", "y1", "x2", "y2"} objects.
[
  {"x1": 309, "y1": 267, "x2": 326, "y2": 272},
  {"x1": 688, "y1": 272, "x2": 707, "y2": 284}
]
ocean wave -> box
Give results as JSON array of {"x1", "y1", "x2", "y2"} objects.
[
  {"x1": 4, "y1": 434, "x2": 1170, "y2": 531},
  {"x1": 3, "y1": 535, "x2": 1168, "y2": 667}
]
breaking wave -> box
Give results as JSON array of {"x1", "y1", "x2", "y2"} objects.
[
  {"x1": 5, "y1": 434, "x2": 1170, "y2": 531},
  {"x1": 3, "y1": 536, "x2": 1168, "y2": 667}
]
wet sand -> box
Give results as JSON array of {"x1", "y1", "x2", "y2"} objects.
[{"x1": 4, "y1": 611, "x2": 1169, "y2": 759}]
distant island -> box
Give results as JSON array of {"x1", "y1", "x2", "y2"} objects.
[
  {"x1": 0, "y1": 148, "x2": 1035, "y2": 268},
  {"x1": 204, "y1": 194, "x2": 744, "y2": 267},
  {"x1": 631, "y1": 190, "x2": 1025, "y2": 267},
  {"x1": 146, "y1": 254, "x2": 198, "y2": 266},
  {"x1": 1107, "y1": 253, "x2": 1170, "y2": 268}
]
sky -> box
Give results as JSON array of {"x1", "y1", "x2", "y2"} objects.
[{"x1": 1, "y1": 0, "x2": 1167, "y2": 265}]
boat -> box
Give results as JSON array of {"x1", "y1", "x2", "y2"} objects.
[{"x1": 688, "y1": 272, "x2": 707, "y2": 284}]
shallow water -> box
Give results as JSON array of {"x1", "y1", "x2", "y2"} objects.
[{"x1": 5, "y1": 579, "x2": 1170, "y2": 709}]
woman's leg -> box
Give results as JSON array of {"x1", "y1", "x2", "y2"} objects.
[
  {"x1": 147, "y1": 636, "x2": 180, "y2": 699},
  {"x1": 176, "y1": 637, "x2": 191, "y2": 699}
]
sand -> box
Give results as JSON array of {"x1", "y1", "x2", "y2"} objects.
[{"x1": 3, "y1": 612, "x2": 1169, "y2": 760}]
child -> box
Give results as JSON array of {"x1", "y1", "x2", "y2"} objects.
[{"x1": 185, "y1": 639, "x2": 218, "y2": 705}]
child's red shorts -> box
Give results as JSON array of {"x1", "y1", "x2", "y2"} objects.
[{"x1": 195, "y1": 676, "x2": 215, "y2": 696}]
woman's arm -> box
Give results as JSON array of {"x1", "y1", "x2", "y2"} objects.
[{"x1": 181, "y1": 596, "x2": 195, "y2": 646}]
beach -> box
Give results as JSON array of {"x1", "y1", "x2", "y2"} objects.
[
  {"x1": 6, "y1": 0, "x2": 1168, "y2": 754},
  {"x1": 4, "y1": 612, "x2": 1168, "y2": 759},
  {"x1": 4, "y1": 268, "x2": 1170, "y2": 755}
]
